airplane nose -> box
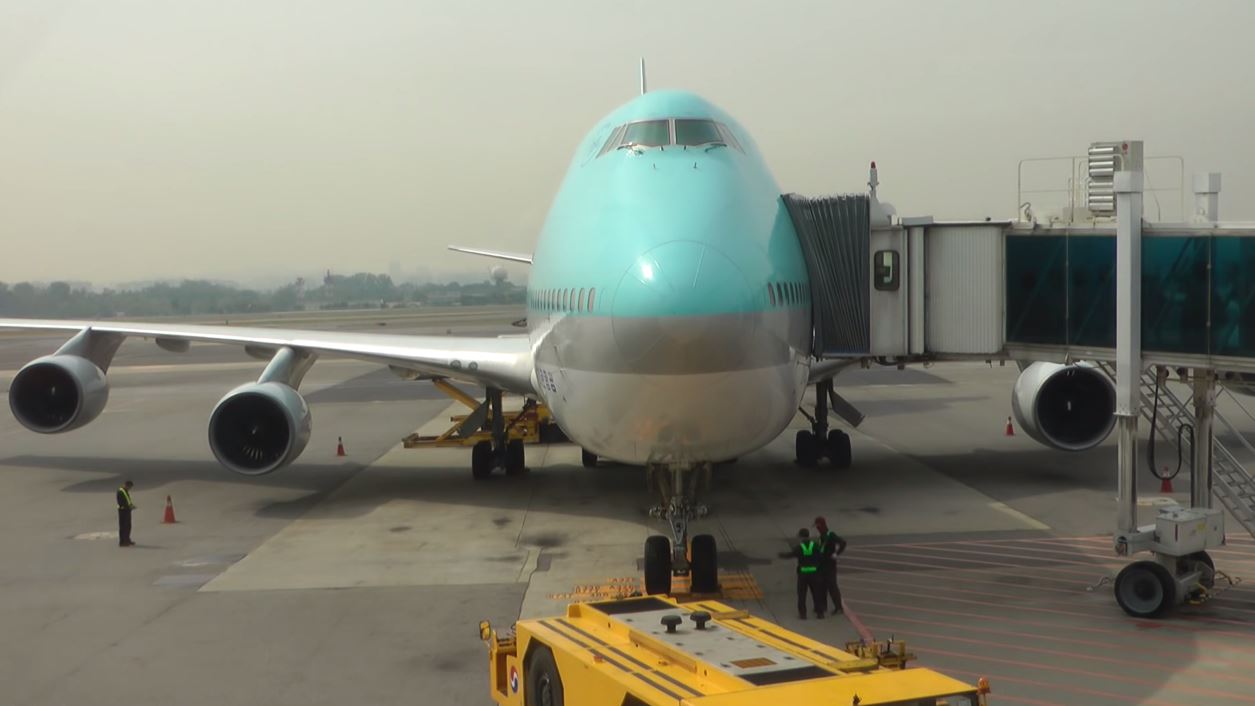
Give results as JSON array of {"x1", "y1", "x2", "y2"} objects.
[{"x1": 610, "y1": 240, "x2": 756, "y2": 368}]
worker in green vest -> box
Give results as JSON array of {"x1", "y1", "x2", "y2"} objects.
[
  {"x1": 116, "y1": 480, "x2": 136, "y2": 547},
  {"x1": 779, "y1": 528, "x2": 824, "y2": 619},
  {"x1": 814, "y1": 516, "x2": 848, "y2": 615}
]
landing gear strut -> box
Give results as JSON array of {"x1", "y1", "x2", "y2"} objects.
[
  {"x1": 796, "y1": 379, "x2": 852, "y2": 468},
  {"x1": 470, "y1": 387, "x2": 528, "y2": 479},
  {"x1": 643, "y1": 463, "x2": 718, "y2": 596}
]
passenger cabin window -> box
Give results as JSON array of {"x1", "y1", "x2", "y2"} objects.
[{"x1": 675, "y1": 119, "x2": 724, "y2": 147}]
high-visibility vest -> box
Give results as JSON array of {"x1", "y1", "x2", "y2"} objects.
[
  {"x1": 118, "y1": 487, "x2": 134, "y2": 511},
  {"x1": 798, "y1": 541, "x2": 818, "y2": 573}
]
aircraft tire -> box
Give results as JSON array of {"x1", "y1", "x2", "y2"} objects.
[
  {"x1": 690, "y1": 534, "x2": 719, "y2": 594},
  {"x1": 644, "y1": 535, "x2": 672, "y2": 595},
  {"x1": 795, "y1": 431, "x2": 819, "y2": 467},
  {"x1": 826, "y1": 430, "x2": 852, "y2": 469},
  {"x1": 581, "y1": 448, "x2": 598, "y2": 468},
  {"x1": 471, "y1": 441, "x2": 494, "y2": 480},
  {"x1": 505, "y1": 439, "x2": 526, "y2": 476},
  {"x1": 1114, "y1": 560, "x2": 1176, "y2": 618}
]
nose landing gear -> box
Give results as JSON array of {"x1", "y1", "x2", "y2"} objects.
[
  {"x1": 796, "y1": 378, "x2": 855, "y2": 469},
  {"x1": 643, "y1": 462, "x2": 718, "y2": 596},
  {"x1": 470, "y1": 388, "x2": 529, "y2": 479}
]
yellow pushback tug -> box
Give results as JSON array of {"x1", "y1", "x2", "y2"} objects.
[{"x1": 480, "y1": 596, "x2": 989, "y2": 705}]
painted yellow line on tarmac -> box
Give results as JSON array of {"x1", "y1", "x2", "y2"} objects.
[{"x1": 987, "y1": 501, "x2": 1050, "y2": 530}]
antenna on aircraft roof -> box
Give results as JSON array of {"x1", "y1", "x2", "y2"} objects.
[{"x1": 639, "y1": 58, "x2": 647, "y2": 95}]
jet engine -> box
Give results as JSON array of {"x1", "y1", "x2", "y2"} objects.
[
  {"x1": 8, "y1": 355, "x2": 110, "y2": 433},
  {"x1": 1011, "y1": 362, "x2": 1116, "y2": 451},
  {"x1": 208, "y1": 382, "x2": 311, "y2": 475}
]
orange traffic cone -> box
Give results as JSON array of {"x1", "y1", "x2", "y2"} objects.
[
  {"x1": 1005, "y1": 417, "x2": 1015, "y2": 437},
  {"x1": 336, "y1": 437, "x2": 346, "y2": 457},
  {"x1": 162, "y1": 495, "x2": 177, "y2": 524},
  {"x1": 1160, "y1": 468, "x2": 1174, "y2": 493}
]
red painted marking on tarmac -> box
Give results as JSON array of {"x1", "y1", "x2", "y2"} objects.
[
  {"x1": 851, "y1": 596, "x2": 1255, "y2": 657},
  {"x1": 840, "y1": 600, "x2": 875, "y2": 643},
  {"x1": 843, "y1": 577, "x2": 1255, "y2": 633},
  {"x1": 865, "y1": 622, "x2": 1255, "y2": 688},
  {"x1": 941, "y1": 667, "x2": 1187, "y2": 706},
  {"x1": 854, "y1": 609, "x2": 1251, "y2": 665},
  {"x1": 919, "y1": 645, "x2": 1255, "y2": 703}
]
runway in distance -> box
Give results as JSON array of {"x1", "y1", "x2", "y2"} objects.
[{"x1": 1, "y1": 83, "x2": 1116, "y2": 593}]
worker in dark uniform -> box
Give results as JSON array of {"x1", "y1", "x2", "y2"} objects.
[
  {"x1": 814, "y1": 516, "x2": 847, "y2": 614},
  {"x1": 779, "y1": 528, "x2": 824, "y2": 619},
  {"x1": 117, "y1": 480, "x2": 136, "y2": 547}
]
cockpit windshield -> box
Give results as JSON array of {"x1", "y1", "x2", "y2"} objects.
[
  {"x1": 597, "y1": 118, "x2": 742, "y2": 157},
  {"x1": 675, "y1": 119, "x2": 723, "y2": 146},
  {"x1": 621, "y1": 120, "x2": 670, "y2": 148}
]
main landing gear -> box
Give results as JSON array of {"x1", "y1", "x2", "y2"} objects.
[
  {"x1": 470, "y1": 387, "x2": 528, "y2": 479},
  {"x1": 795, "y1": 378, "x2": 852, "y2": 468},
  {"x1": 642, "y1": 463, "x2": 719, "y2": 596}
]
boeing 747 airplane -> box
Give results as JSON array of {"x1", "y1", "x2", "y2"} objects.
[{"x1": 0, "y1": 86, "x2": 1116, "y2": 594}]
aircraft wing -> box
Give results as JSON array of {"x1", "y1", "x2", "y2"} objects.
[
  {"x1": 447, "y1": 245, "x2": 533, "y2": 265},
  {"x1": 0, "y1": 319, "x2": 535, "y2": 394}
]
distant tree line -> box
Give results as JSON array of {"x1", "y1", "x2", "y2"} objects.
[{"x1": 0, "y1": 273, "x2": 524, "y2": 318}]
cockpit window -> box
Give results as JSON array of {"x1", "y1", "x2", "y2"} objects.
[
  {"x1": 597, "y1": 124, "x2": 627, "y2": 157},
  {"x1": 596, "y1": 119, "x2": 742, "y2": 158},
  {"x1": 675, "y1": 119, "x2": 724, "y2": 147},
  {"x1": 621, "y1": 120, "x2": 671, "y2": 148}
]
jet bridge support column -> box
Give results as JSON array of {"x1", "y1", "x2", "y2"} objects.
[
  {"x1": 1192, "y1": 370, "x2": 1215, "y2": 510},
  {"x1": 1114, "y1": 168, "x2": 1144, "y2": 536}
]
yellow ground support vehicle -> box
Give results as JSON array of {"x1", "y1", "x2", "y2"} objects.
[{"x1": 480, "y1": 596, "x2": 989, "y2": 706}]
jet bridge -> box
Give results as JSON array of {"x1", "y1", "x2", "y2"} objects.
[{"x1": 789, "y1": 149, "x2": 1255, "y2": 618}]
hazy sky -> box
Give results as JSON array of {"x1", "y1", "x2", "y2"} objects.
[{"x1": 2, "y1": 0, "x2": 1253, "y2": 284}]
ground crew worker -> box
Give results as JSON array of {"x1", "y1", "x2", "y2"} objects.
[
  {"x1": 814, "y1": 516, "x2": 847, "y2": 614},
  {"x1": 117, "y1": 480, "x2": 136, "y2": 547},
  {"x1": 779, "y1": 528, "x2": 824, "y2": 619}
]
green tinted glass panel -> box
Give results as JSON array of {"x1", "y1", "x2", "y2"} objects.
[
  {"x1": 1142, "y1": 236, "x2": 1209, "y2": 354},
  {"x1": 1212, "y1": 237, "x2": 1255, "y2": 357},
  {"x1": 1067, "y1": 236, "x2": 1116, "y2": 347},
  {"x1": 1006, "y1": 236, "x2": 1066, "y2": 344}
]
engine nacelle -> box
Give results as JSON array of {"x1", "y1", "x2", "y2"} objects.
[
  {"x1": 1012, "y1": 362, "x2": 1116, "y2": 451},
  {"x1": 8, "y1": 355, "x2": 110, "y2": 433},
  {"x1": 208, "y1": 382, "x2": 311, "y2": 475}
]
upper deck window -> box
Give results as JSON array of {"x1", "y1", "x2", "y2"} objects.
[{"x1": 675, "y1": 119, "x2": 724, "y2": 147}]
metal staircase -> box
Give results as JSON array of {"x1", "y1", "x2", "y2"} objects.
[{"x1": 1099, "y1": 363, "x2": 1255, "y2": 539}]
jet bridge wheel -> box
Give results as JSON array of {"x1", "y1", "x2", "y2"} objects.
[
  {"x1": 644, "y1": 535, "x2": 673, "y2": 595},
  {"x1": 1115, "y1": 560, "x2": 1177, "y2": 618}
]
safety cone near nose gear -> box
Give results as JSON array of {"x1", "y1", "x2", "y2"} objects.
[
  {"x1": 336, "y1": 437, "x2": 346, "y2": 457},
  {"x1": 1005, "y1": 417, "x2": 1015, "y2": 437},
  {"x1": 162, "y1": 496, "x2": 177, "y2": 524}
]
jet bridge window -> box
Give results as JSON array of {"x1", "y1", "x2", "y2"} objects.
[
  {"x1": 675, "y1": 119, "x2": 724, "y2": 147},
  {"x1": 873, "y1": 250, "x2": 901, "y2": 291}
]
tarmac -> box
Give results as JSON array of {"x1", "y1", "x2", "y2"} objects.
[{"x1": 2, "y1": 306, "x2": 1254, "y2": 706}]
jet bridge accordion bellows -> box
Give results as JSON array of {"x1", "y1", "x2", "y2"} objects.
[{"x1": 782, "y1": 193, "x2": 871, "y2": 357}]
